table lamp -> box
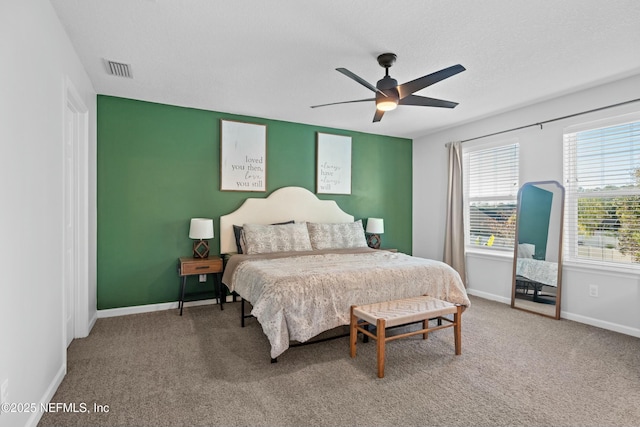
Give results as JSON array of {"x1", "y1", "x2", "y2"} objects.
[
  {"x1": 366, "y1": 218, "x2": 384, "y2": 249},
  {"x1": 189, "y1": 218, "x2": 214, "y2": 258}
]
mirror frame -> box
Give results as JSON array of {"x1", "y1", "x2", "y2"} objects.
[{"x1": 511, "y1": 180, "x2": 564, "y2": 319}]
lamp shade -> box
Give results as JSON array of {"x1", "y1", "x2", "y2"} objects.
[
  {"x1": 366, "y1": 218, "x2": 384, "y2": 234},
  {"x1": 189, "y1": 218, "x2": 214, "y2": 239}
]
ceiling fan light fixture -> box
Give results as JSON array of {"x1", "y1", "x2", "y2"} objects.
[
  {"x1": 313, "y1": 54, "x2": 465, "y2": 122},
  {"x1": 376, "y1": 99, "x2": 398, "y2": 111}
]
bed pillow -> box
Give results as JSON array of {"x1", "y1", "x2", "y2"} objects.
[
  {"x1": 517, "y1": 243, "x2": 536, "y2": 259},
  {"x1": 306, "y1": 220, "x2": 368, "y2": 250},
  {"x1": 242, "y1": 222, "x2": 312, "y2": 254},
  {"x1": 233, "y1": 221, "x2": 294, "y2": 254}
]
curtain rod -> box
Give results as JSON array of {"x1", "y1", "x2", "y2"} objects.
[{"x1": 457, "y1": 97, "x2": 640, "y2": 144}]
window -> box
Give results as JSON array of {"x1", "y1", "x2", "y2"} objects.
[
  {"x1": 463, "y1": 142, "x2": 519, "y2": 251},
  {"x1": 564, "y1": 118, "x2": 640, "y2": 267}
]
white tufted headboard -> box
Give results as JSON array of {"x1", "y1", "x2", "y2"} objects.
[{"x1": 219, "y1": 186, "x2": 354, "y2": 254}]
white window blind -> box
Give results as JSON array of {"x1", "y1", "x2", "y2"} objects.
[
  {"x1": 464, "y1": 142, "x2": 519, "y2": 250},
  {"x1": 564, "y1": 119, "x2": 640, "y2": 267}
]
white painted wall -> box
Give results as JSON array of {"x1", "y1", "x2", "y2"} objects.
[
  {"x1": 0, "y1": 1, "x2": 96, "y2": 426},
  {"x1": 414, "y1": 73, "x2": 640, "y2": 337}
]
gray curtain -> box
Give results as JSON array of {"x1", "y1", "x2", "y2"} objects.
[{"x1": 443, "y1": 141, "x2": 467, "y2": 285}]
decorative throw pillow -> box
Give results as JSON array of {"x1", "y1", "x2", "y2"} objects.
[
  {"x1": 242, "y1": 222, "x2": 312, "y2": 254},
  {"x1": 233, "y1": 220, "x2": 294, "y2": 254},
  {"x1": 306, "y1": 220, "x2": 368, "y2": 250},
  {"x1": 233, "y1": 225, "x2": 245, "y2": 254}
]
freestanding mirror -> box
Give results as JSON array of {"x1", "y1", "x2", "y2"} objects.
[{"x1": 511, "y1": 181, "x2": 564, "y2": 319}]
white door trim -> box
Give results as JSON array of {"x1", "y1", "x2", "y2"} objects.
[{"x1": 63, "y1": 77, "x2": 90, "y2": 343}]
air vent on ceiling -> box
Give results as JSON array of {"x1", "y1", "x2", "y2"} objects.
[{"x1": 105, "y1": 59, "x2": 132, "y2": 78}]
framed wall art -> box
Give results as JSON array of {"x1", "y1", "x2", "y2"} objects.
[
  {"x1": 220, "y1": 119, "x2": 267, "y2": 192},
  {"x1": 316, "y1": 132, "x2": 352, "y2": 195}
]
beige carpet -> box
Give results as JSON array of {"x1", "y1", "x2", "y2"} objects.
[{"x1": 39, "y1": 296, "x2": 640, "y2": 427}]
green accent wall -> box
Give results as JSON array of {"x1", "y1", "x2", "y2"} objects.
[
  {"x1": 518, "y1": 184, "x2": 553, "y2": 260},
  {"x1": 97, "y1": 95, "x2": 412, "y2": 309}
]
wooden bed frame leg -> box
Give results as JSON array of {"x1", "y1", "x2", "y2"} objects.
[
  {"x1": 423, "y1": 319, "x2": 429, "y2": 340},
  {"x1": 241, "y1": 298, "x2": 246, "y2": 327}
]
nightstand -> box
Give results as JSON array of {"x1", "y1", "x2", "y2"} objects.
[{"x1": 177, "y1": 256, "x2": 224, "y2": 315}]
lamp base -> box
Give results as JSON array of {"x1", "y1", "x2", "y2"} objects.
[
  {"x1": 193, "y1": 240, "x2": 210, "y2": 258},
  {"x1": 367, "y1": 234, "x2": 381, "y2": 250}
]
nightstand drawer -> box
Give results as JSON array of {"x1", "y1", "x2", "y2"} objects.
[{"x1": 180, "y1": 258, "x2": 223, "y2": 275}]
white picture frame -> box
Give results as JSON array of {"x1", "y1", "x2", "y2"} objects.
[
  {"x1": 316, "y1": 132, "x2": 352, "y2": 195},
  {"x1": 220, "y1": 119, "x2": 267, "y2": 192}
]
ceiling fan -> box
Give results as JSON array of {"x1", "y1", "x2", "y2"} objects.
[{"x1": 311, "y1": 53, "x2": 465, "y2": 122}]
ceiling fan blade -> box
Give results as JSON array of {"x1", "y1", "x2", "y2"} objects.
[
  {"x1": 310, "y1": 98, "x2": 375, "y2": 108},
  {"x1": 397, "y1": 64, "x2": 466, "y2": 99},
  {"x1": 336, "y1": 68, "x2": 387, "y2": 97},
  {"x1": 373, "y1": 109, "x2": 385, "y2": 122},
  {"x1": 399, "y1": 95, "x2": 459, "y2": 108}
]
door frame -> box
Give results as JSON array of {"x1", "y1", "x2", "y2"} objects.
[{"x1": 63, "y1": 77, "x2": 90, "y2": 347}]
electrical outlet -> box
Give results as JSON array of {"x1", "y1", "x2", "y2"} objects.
[
  {"x1": 589, "y1": 284, "x2": 599, "y2": 298},
  {"x1": 199, "y1": 274, "x2": 207, "y2": 282}
]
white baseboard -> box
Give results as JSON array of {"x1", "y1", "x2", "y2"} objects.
[
  {"x1": 88, "y1": 311, "x2": 98, "y2": 333},
  {"x1": 467, "y1": 289, "x2": 640, "y2": 338},
  {"x1": 466, "y1": 288, "x2": 511, "y2": 304},
  {"x1": 560, "y1": 311, "x2": 640, "y2": 338},
  {"x1": 97, "y1": 296, "x2": 234, "y2": 318},
  {"x1": 26, "y1": 363, "x2": 66, "y2": 427}
]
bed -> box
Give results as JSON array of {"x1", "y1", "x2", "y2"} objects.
[
  {"x1": 515, "y1": 251, "x2": 558, "y2": 303},
  {"x1": 220, "y1": 187, "x2": 470, "y2": 359}
]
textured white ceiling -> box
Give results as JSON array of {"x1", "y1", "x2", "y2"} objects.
[{"x1": 50, "y1": 0, "x2": 640, "y2": 139}]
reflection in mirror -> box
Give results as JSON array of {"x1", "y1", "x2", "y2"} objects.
[{"x1": 511, "y1": 181, "x2": 564, "y2": 319}]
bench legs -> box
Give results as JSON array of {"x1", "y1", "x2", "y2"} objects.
[
  {"x1": 349, "y1": 306, "x2": 358, "y2": 358},
  {"x1": 454, "y1": 305, "x2": 462, "y2": 355},
  {"x1": 350, "y1": 304, "x2": 463, "y2": 378},
  {"x1": 376, "y1": 318, "x2": 386, "y2": 378}
]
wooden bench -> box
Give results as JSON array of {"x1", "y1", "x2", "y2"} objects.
[{"x1": 350, "y1": 295, "x2": 462, "y2": 378}]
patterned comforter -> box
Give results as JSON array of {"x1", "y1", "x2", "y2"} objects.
[
  {"x1": 516, "y1": 258, "x2": 558, "y2": 287},
  {"x1": 222, "y1": 248, "x2": 470, "y2": 358}
]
